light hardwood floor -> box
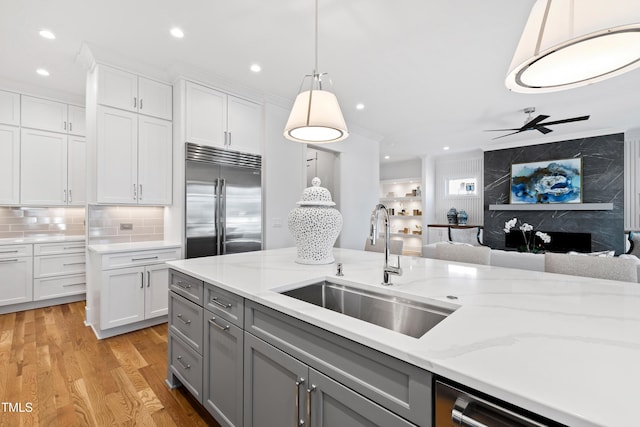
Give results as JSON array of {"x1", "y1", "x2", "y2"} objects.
[{"x1": 0, "y1": 301, "x2": 220, "y2": 427}]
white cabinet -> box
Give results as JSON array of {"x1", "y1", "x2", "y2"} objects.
[
  {"x1": 0, "y1": 89, "x2": 20, "y2": 126},
  {"x1": 101, "y1": 264, "x2": 169, "y2": 329},
  {"x1": 20, "y1": 129, "x2": 85, "y2": 206},
  {"x1": 185, "y1": 81, "x2": 262, "y2": 154},
  {"x1": 33, "y1": 242, "x2": 86, "y2": 301},
  {"x1": 20, "y1": 129, "x2": 67, "y2": 205},
  {"x1": 21, "y1": 96, "x2": 85, "y2": 136},
  {"x1": 0, "y1": 244, "x2": 33, "y2": 307},
  {"x1": 89, "y1": 246, "x2": 181, "y2": 335},
  {"x1": 96, "y1": 106, "x2": 172, "y2": 205},
  {"x1": 97, "y1": 65, "x2": 172, "y2": 120},
  {"x1": 0, "y1": 124, "x2": 20, "y2": 204}
]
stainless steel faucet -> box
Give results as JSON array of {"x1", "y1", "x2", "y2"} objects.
[{"x1": 369, "y1": 204, "x2": 402, "y2": 285}]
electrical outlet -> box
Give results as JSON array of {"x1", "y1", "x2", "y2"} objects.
[{"x1": 120, "y1": 223, "x2": 133, "y2": 230}]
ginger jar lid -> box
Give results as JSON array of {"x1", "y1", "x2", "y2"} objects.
[{"x1": 297, "y1": 177, "x2": 336, "y2": 206}]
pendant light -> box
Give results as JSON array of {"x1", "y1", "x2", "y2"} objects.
[
  {"x1": 284, "y1": 0, "x2": 348, "y2": 143},
  {"x1": 506, "y1": 0, "x2": 640, "y2": 93}
]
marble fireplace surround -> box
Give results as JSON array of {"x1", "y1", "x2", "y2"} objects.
[{"x1": 483, "y1": 133, "x2": 625, "y2": 254}]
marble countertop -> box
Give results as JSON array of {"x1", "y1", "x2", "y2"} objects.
[
  {"x1": 87, "y1": 240, "x2": 181, "y2": 254},
  {"x1": 167, "y1": 247, "x2": 640, "y2": 427},
  {"x1": 0, "y1": 236, "x2": 85, "y2": 245}
]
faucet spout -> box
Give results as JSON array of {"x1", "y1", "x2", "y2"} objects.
[{"x1": 369, "y1": 204, "x2": 403, "y2": 285}]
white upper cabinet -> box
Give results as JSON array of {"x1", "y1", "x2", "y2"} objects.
[
  {"x1": 96, "y1": 106, "x2": 139, "y2": 204},
  {"x1": 0, "y1": 125, "x2": 20, "y2": 204},
  {"x1": 20, "y1": 129, "x2": 68, "y2": 206},
  {"x1": 185, "y1": 81, "x2": 262, "y2": 154},
  {"x1": 67, "y1": 136, "x2": 86, "y2": 205},
  {"x1": 185, "y1": 82, "x2": 226, "y2": 147},
  {"x1": 21, "y1": 96, "x2": 68, "y2": 133},
  {"x1": 138, "y1": 78, "x2": 172, "y2": 120},
  {"x1": 96, "y1": 106, "x2": 172, "y2": 205},
  {"x1": 227, "y1": 95, "x2": 262, "y2": 155},
  {"x1": 97, "y1": 64, "x2": 172, "y2": 120},
  {"x1": 67, "y1": 105, "x2": 86, "y2": 136},
  {"x1": 0, "y1": 89, "x2": 20, "y2": 126},
  {"x1": 21, "y1": 96, "x2": 86, "y2": 136}
]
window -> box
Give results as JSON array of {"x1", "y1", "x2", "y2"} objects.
[{"x1": 447, "y1": 177, "x2": 477, "y2": 196}]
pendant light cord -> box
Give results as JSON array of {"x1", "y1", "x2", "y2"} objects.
[{"x1": 314, "y1": 0, "x2": 319, "y2": 74}]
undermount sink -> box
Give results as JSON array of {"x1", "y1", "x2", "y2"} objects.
[{"x1": 281, "y1": 281, "x2": 454, "y2": 338}]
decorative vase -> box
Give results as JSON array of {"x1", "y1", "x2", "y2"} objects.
[
  {"x1": 447, "y1": 208, "x2": 458, "y2": 224},
  {"x1": 457, "y1": 210, "x2": 468, "y2": 225},
  {"x1": 288, "y1": 177, "x2": 343, "y2": 264}
]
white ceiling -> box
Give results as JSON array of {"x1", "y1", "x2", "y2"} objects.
[{"x1": 1, "y1": 0, "x2": 639, "y2": 161}]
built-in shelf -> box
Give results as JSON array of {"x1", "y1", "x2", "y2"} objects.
[
  {"x1": 489, "y1": 203, "x2": 613, "y2": 211},
  {"x1": 380, "y1": 196, "x2": 422, "y2": 202},
  {"x1": 389, "y1": 232, "x2": 423, "y2": 238},
  {"x1": 391, "y1": 215, "x2": 422, "y2": 219}
]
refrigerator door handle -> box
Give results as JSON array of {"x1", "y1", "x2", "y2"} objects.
[
  {"x1": 214, "y1": 178, "x2": 221, "y2": 255},
  {"x1": 220, "y1": 178, "x2": 227, "y2": 254}
]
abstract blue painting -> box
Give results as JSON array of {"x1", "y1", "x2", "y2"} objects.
[{"x1": 510, "y1": 158, "x2": 582, "y2": 204}]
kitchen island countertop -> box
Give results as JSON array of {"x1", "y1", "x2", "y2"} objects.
[{"x1": 167, "y1": 247, "x2": 640, "y2": 427}]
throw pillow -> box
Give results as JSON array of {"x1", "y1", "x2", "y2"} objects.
[
  {"x1": 628, "y1": 232, "x2": 640, "y2": 257},
  {"x1": 567, "y1": 250, "x2": 615, "y2": 257}
]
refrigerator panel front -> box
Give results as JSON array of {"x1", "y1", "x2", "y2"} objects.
[
  {"x1": 219, "y1": 165, "x2": 262, "y2": 254},
  {"x1": 185, "y1": 160, "x2": 220, "y2": 258}
]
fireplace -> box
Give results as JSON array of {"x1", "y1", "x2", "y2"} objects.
[{"x1": 505, "y1": 231, "x2": 592, "y2": 253}]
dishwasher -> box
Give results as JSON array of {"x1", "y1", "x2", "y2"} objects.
[{"x1": 435, "y1": 380, "x2": 553, "y2": 427}]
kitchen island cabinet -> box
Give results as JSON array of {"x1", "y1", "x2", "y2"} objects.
[{"x1": 167, "y1": 247, "x2": 640, "y2": 427}]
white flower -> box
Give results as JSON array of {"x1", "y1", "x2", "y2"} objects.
[
  {"x1": 520, "y1": 223, "x2": 533, "y2": 232},
  {"x1": 536, "y1": 231, "x2": 551, "y2": 244},
  {"x1": 504, "y1": 218, "x2": 517, "y2": 233}
]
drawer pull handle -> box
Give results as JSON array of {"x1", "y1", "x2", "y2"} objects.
[
  {"x1": 176, "y1": 356, "x2": 191, "y2": 370},
  {"x1": 211, "y1": 297, "x2": 232, "y2": 309},
  {"x1": 175, "y1": 280, "x2": 192, "y2": 290},
  {"x1": 306, "y1": 385, "x2": 316, "y2": 427},
  {"x1": 62, "y1": 283, "x2": 85, "y2": 287},
  {"x1": 0, "y1": 259, "x2": 19, "y2": 263},
  {"x1": 0, "y1": 250, "x2": 19, "y2": 254},
  {"x1": 132, "y1": 256, "x2": 159, "y2": 261},
  {"x1": 63, "y1": 246, "x2": 85, "y2": 250},
  {"x1": 177, "y1": 314, "x2": 191, "y2": 325},
  {"x1": 208, "y1": 317, "x2": 230, "y2": 331},
  {"x1": 63, "y1": 262, "x2": 86, "y2": 266}
]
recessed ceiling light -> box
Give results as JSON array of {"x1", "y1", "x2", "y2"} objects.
[
  {"x1": 384, "y1": 155, "x2": 390, "y2": 160},
  {"x1": 356, "y1": 103, "x2": 365, "y2": 110},
  {"x1": 170, "y1": 27, "x2": 184, "y2": 38},
  {"x1": 36, "y1": 68, "x2": 50, "y2": 77},
  {"x1": 39, "y1": 29, "x2": 56, "y2": 40},
  {"x1": 250, "y1": 64, "x2": 261, "y2": 73},
  {"x1": 443, "y1": 146, "x2": 450, "y2": 151}
]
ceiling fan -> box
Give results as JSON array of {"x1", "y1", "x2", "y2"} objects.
[{"x1": 486, "y1": 107, "x2": 590, "y2": 140}]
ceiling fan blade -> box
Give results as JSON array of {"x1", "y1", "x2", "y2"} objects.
[
  {"x1": 491, "y1": 130, "x2": 523, "y2": 140},
  {"x1": 535, "y1": 126, "x2": 553, "y2": 134},
  {"x1": 484, "y1": 128, "x2": 521, "y2": 132},
  {"x1": 521, "y1": 114, "x2": 550, "y2": 130},
  {"x1": 539, "y1": 115, "x2": 590, "y2": 126}
]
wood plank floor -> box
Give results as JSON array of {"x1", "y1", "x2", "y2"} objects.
[{"x1": 0, "y1": 301, "x2": 221, "y2": 427}]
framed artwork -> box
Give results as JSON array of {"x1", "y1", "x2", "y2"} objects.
[{"x1": 510, "y1": 157, "x2": 582, "y2": 204}]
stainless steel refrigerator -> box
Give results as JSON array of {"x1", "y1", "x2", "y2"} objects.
[{"x1": 185, "y1": 143, "x2": 262, "y2": 259}]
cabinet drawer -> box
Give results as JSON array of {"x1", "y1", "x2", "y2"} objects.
[
  {"x1": 169, "y1": 269, "x2": 204, "y2": 305},
  {"x1": 34, "y1": 253, "x2": 86, "y2": 278},
  {"x1": 169, "y1": 332, "x2": 203, "y2": 402},
  {"x1": 245, "y1": 301, "x2": 432, "y2": 426},
  {"x1": 34, "y1": 273, "x2": 86, "y2": 300},
  {"x1": 205, "y1": 282, "x2": 244, "y2": 327},
  {"x1": 34, "y1": 241, "x2": 85, "y2": 255},
  {"x1": 0, "y1": 244, "x2": 32, "y2": 259},
  {"x1": 169, "y1": 292, "x2": 204, "y2": 354},
  {"x1": 101, "y1": 247, "x2": 181, "y2": 270}
]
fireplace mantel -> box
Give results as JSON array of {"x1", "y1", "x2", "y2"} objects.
[{"x1": 488, "y1": 203, "x2": 613, "y2": 211}]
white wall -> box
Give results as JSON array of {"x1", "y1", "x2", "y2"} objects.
[
  {"x1": 625, "y1": 128, "x2": 640, "y2": 230},
  {"x1": 263, "y1": 103, "x2": 305, "y2": 249},
  {"x1": 331, "y1": 131, "x2": 380, "y2": 250},
  {"x1": 380, "y1": 158, "x2": 422, "y2": 181}
]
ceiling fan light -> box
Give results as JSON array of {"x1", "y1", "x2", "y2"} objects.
[
  {"x1": 506, "y1": 0, "x2": 640, "y2": 93},
  {"x1": 284, "y1": 89, "x2": 349, "y2": 143}
]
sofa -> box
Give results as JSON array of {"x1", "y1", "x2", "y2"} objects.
[{"x1": 422, "y1": 242, "x2": 640, "y2": 282}]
